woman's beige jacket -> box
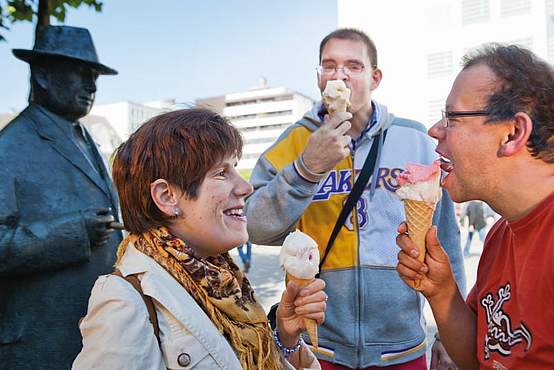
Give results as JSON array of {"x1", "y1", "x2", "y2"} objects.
[{"x1": 72, "y1": 244, "x2": 319, "y2": 369}]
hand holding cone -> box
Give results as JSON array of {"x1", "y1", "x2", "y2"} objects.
[{"x1": 286, "y1": 274, "x2": 319, "y2": 350}]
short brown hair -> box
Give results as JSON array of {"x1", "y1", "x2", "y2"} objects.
[
  {"x1": 319, "y1": 28, "x2": 378, "y2": 68},
  {"x1": 112, "y1": 108, "x2": 243, "y2": 234},
  {"x1": 462, "y1": 44, "x2": 554, "y2": 163}
]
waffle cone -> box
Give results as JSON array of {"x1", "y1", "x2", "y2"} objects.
[
  {"x1": 403, "y1": 199, "x2": 435, "y2": 288},
  {"x1": 287, "y1": 274, "x2": 318, "y2": 350}
]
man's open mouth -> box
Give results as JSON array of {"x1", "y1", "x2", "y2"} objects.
[{"x1": 438, "y1": 155, "x2": 453, "y2": 185}]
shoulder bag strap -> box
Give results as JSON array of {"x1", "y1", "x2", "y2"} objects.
[
  {"x1": 317, "y1": 129, "x2": 388, "y2": 275},
  {"x1": 112, "y1": 269, "x2": 161, "y2": 344}
]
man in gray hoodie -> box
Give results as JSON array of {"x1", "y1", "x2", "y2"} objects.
[{"x1": 245, "y1": 28, "x2": 465, "y2": 369}]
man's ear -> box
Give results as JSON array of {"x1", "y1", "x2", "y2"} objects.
[
  {"x1": 150, "y1": 179, "x2": 180, "y2": 217},
  {"x1": 370, "y1": 68, "x2": 382, "y2": 91},
  {"x1": 498, "y1": 112, "x2": 533, "y2": 157},
  {"x1": 316, "y1": 71, "x2": 325, "y2": 93},
  {"x1": 33, "y1": 65, "x2": 49, "y2": 90}
]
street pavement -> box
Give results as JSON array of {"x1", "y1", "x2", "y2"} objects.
[
  {"x1": 230, "y1": 224, "x2": 486, "y2": 366},
  {"x1": 230, "y1": 244, "x2": 284, "y2": 312}
]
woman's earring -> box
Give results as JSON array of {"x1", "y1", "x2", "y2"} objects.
[{"x1": 173, "y1": 208, "x2": 182, "y2": 217}]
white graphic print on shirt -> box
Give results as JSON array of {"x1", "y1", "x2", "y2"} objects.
[{"x1": 480, "y1": 283, "x2": 532, "y2": 360}]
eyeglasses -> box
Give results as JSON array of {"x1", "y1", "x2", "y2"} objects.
[
  {"x1": 316, "y1": 63, "x2": 367, "y2": 76},
  {"x1": 441, "y1": 110, "x2": 489, "y2": 128}
]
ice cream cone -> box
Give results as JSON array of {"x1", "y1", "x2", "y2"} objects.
[
  {"x1": 287, "y1": 273, "x2": 318, "y2": 351},
  {"x1": 403, "y1": 199, "x2": 434, "y2": 288}
]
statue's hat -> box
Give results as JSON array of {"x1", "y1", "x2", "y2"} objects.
[{"x1": 13, "y1": 25, "x2": 117, "y2": 75}]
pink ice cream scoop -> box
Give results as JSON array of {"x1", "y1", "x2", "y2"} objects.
[
  {"x1": 397, "y1": 161, "x2": 441, "y2": 186},
  {"x1": 396, "y1": 160, "x2": 442, "y2": 204}
]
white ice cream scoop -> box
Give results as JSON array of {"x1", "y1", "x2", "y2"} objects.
[{"x1": 279, "y1": 230, "x2": 320, "y2": 279}]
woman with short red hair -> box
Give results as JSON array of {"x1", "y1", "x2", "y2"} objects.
[{"x1": 73, "y1": 108, "x2": 326, "y2": 369}]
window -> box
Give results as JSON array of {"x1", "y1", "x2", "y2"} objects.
[
  {"x1": 245, "y1": 137, "x2": 277, "y2": 145},
  {"x1": 225, "y1": 95, "x2": 293, "y2": 107},
  {"x1": 548, "y1": 35, "x2": 554, "y2": 64},
  {"x1": 462, "y1": 0, "x2": 490, "y2": 25},
  {"x1": 226, "y1": 99, "x2": 256, "y2": 107},
  {"x1": 427, "y1": 51, "x2": 453, "y2": 78},
  {"x1": 501, "y1": 0, "x2": 531, "y2": 17},
  {"x1": 259, "y1": 123, "x2": 288, "y2": 131},
  {"x1": 249, "y1": 94, "x2": 294, "y2": 103},
  {"x1": 227, "y1": 110, "x2": 293, "y2": 122},
  {"x1": 428, "y1": 99, "x2": 443, "y2": 124},
  {"x1": 241, "y1": 126, "x2": 260, "y2": 133},
  {"x1": 240, "y1": 123, "x2": 289, "y2": 133},
  {"x1": 228, "y1": 113, "x2": 257, "y2": 121},
  {"x1": 547, "y1": 0, "x2": 554, "y2": 62},
  {"x1": 242, "y1": 153, "x2": 261, "y2": 160}
]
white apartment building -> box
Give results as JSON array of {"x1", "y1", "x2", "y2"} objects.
[
  {"x1": 81, "y1": 114, "x2": 123, "y2": 158},
  {"x1": 90, "y1": 99, "x2": 175, "y2": 141},
  {"x1": 338, "y1": 0, "x2": 554, "y2": 126},
  {"x1": 196, "y1": 83, "x2": 314, "y2": 170}
]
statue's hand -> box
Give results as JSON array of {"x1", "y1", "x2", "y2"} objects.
[{"x1": 82, "y1": 208, "x2": 116, "y2": 248}]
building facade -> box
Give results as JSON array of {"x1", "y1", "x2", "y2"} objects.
[
  {"x1": 338, "y1": 0, "x2": 554, "y2": 126},
  {"x1": 90, "y1": 99, "x2": 175, "y2": 142},
  {"x1": 197, "y1": 84, "x2": 314, "y2": 170}
]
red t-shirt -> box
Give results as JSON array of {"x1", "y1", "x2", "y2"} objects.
[{"x1": 466, "y1": 192, "x2": 554, "y2": 369}]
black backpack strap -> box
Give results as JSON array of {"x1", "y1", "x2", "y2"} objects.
[
  {"x1": 112, "y1": 269, "x2": 161, "y2": 345},
  {"x1": 317, "y1": 129, "x2": 388, "y2": 275}
]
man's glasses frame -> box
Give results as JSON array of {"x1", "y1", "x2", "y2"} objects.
[
  {"x1": 441, "y1": 110, "x2": 489, "y2": 128},
  {"x1": 316, "y1": 64, "x2": 368, "y2": 76}
]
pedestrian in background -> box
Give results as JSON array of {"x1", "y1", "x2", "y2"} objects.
[
  {"x1": 237, "y1": 240, "x2": 252, "y2": 272},
  {"x1": 462, "y1": 201, "x2": 487, "y2": 256}
]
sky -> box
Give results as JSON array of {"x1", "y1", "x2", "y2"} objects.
[{"x1": 0, "y1": 0, "x2": 338, "y2": 113}]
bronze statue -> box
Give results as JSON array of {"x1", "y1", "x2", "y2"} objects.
[{"x1": 0, "y1": 26, "x2": 123, "y2": 369}]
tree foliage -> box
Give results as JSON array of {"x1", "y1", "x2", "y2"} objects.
[{"x1": 0, "y1": 0, "x2": 103, "y2": 42}]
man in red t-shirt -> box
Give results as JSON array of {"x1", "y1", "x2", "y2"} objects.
[{"x1": 395, "y1": 44, "x2": 554, "y2": 369}]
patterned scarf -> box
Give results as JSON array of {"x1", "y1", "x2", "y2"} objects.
[{"x1": 116, "y1": 227, "x2": 282, "y2": 369}]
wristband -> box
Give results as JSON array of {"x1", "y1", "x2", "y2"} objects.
[
  {"x1": 273, "y1": 329, "x2": 303, "y2": 358},
  {"x1": 294, "y1": 154, "x2": 327, "y2": 183}
]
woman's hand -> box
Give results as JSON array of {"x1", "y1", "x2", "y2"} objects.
[{"x1": 275, "y1": 278, "x2": 326, "y2": 347}]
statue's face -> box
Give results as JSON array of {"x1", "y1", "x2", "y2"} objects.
[{"x1": 39, "y1": 59, "x2": 99, "y2": 121}]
